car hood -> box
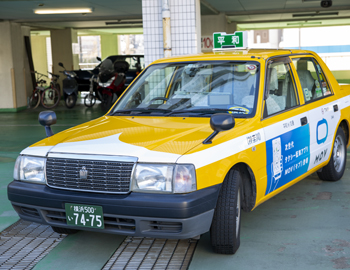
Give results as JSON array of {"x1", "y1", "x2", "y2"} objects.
[{"x1": 22, "y1": 115, "x2": 240, "y2": 163}]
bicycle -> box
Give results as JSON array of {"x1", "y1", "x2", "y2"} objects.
[
  {"x1": 48, "y1": 72, "x2": 61, "y2": 93},
  {"x1": 84, "y1": 70, "x2": 97, "y2": 107},
  {"x1": 29, "y1": 71, "x2": 61, "y2": 109}
]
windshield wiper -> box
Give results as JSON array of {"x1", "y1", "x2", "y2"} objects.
[
  {"x1": 166, "y1": 108, "x2": 248, "y2": 116},
  {"x1": 111, "y1": 108, "x2": 172, "y2": 115}
]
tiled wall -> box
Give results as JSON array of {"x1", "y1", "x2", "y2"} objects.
[{"x1": 142, "y1": 0, "x2": 201, "y2": 66}]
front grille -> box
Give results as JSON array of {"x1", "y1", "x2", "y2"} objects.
[{"x1": 46, "y1": 157, "x2": 134, "y2": 193}]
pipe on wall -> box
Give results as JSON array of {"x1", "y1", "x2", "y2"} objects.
[{"x1": 162, "y1": 0, "x2": 172, "y2": 57}]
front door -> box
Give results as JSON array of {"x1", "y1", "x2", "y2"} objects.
[{"x1": 262, "y1": 57, "x2": 311, "y2": 195}]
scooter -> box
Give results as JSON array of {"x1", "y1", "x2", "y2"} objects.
[
  {"x1": 58, "y1": 62, "x2": 79, "y2": 109},
  {"x1": 96, "y1": 58, "x2": 129, "y2": 111}
]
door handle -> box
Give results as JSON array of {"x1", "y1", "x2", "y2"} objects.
[
  {"x1": 333, "y1": 104, "x2": 338, "y2": 112},
  {"x1": 300, "y1": 117, "x2": 308, "y2": 126}
]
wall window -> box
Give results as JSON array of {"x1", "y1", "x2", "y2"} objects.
[
  {"x1": 119, "y1": 35, "x2": 144, "y2": 55},
  {"x1": 77, "y1": 36, "x2": 101, "y2": 70}
]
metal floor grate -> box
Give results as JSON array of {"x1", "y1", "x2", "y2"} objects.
[
  {"x1": 0, "y1": 219, "x2": 66, "y2": 270},
  {"x1": 103, "y1": 237, "x2": 198, "y2": 270}
]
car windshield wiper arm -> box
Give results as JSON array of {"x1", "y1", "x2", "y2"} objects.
[
  {"x1": 111, "y1": 108, "x2": 172, "y2": 115},
  {"x1": 166, "y1": 108, "x2": 246, "y2": 116}
]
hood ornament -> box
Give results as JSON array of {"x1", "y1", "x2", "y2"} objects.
[{"x1": 79, "y1": 166, "x2": 88, "y2": 180}]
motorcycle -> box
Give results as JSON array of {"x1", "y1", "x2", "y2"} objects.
[
  {"x1": 96, "y1": 57, "x2": 129, "y2": 111},
  {"x1": 58, "y1": 62, "x2": 79, "y2": 109}
]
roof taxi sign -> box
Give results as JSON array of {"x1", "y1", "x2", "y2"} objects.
[{"x1": 213, "y1": 31, "x2": 248, "y2": 50}]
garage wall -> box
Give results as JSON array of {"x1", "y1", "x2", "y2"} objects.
[
  {"x1": 101, "y1": 34, "x2": 119, "y2": 59},
  {"x1": 0, "y1": 21, "x2": 29, "y2": 110},
  {"x1": 0, "y1": 22, "x2": 14, "y2": 109}
]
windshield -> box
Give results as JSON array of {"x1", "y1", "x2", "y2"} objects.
[
  {"x1": 110, "y1": 61, "x2": 260, "y2": 117},
  {"x1": 99, "y1": 59, "x2": 114, "y2": 74}
]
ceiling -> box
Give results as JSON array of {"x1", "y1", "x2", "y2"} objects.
[{"x1": 0, "y1": 0, "x2": 350, "y2": 31}]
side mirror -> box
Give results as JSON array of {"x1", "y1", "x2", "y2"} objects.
[
  {"x1": 58, "y1": 62, "x2": 64, "y2": 68},
  {"x1": 38, "y1": 111, "x2": 57, "y2": 137},
  {"x1": 203, "y1": 113, "x2": 235, "y2": 144},
  {"x1": 96, "y1": 57, "x2": 101, "y2": 62}
]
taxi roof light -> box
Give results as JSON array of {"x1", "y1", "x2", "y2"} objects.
[{"x1": 213, "y1": 31, "x2": 248, "y2": 51}]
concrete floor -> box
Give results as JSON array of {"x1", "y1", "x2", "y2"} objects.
[{"x1": 1, "y1": 101, "x2": 350, "y2": 269}]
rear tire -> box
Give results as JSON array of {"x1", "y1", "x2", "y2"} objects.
[
  {"x1": 317, "y1": 127, "x2": 347, "y2": 181},
  {"x1": 51, "y1": 226, "x2": 78, "y2": 235},
  {"x1": 41, "y1": 87, "x2": 60, "y2": 109},
  {"x1": 210, "y1": 169, "x2": 242, "y2": 254},
  {"x1": 65, "y1": 94, "x2": 77, "y2": 109}
]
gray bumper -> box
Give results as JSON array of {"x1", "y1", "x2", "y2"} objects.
[{"x1": 12, "y1": 202, "x2": 214, "y2": 239}]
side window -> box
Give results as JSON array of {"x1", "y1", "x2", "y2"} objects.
[
  {"x1": 264, "y1": 59, "x2": 298, "y2": 117},
  {"x1": 292, "y1": 57, "x2": 332, "y2": 102}
]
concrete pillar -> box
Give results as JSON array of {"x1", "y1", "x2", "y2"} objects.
[
  {"x1": 201, "y1": 13, "x2": 237, "y2": 52},
  {"x1": 142, "y1": 0, "x2": 201, "y2": 66},
  {"x1": 50, "y1": 29, "x2": 79, "y2": 84},
  {"x1": 0, "y1": 21, "x2": 31, "y2": 111},
  {"x1": 101, "y1": 34, "x2": 119, "y2": 59}
]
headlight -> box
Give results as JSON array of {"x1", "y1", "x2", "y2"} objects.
[
  {"x1": 132, "y1": 164, "x2": 196, "y2": 194},
  {"x1": 13, "y1": 156, "x2": 46, "y2": 184}
]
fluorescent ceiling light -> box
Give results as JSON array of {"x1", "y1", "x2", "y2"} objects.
[
  {"x1": 292, "y1": 12, "x2": 338, "y2": 17},
  {"x1": 287, "y1": 22, "x2": 322, "y2": 25},
  {"x1": 34, "y1": 8, "x2": 93, "y2": 14},
  {"x1": 105, "y1": 21, "x2": 143, "y2": 25}
]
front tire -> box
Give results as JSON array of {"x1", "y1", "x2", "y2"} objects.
[
  {"x1": 210, "y1": 169, "x2": 242, "y2": 254},
  {"x1": 41, "y1": 87, "x2": 60, "y2": 109},
  {"x1": 84, "y1": 94, "x2": 96, "y2": 107},
  {"x1": 65, "y1": 94, "x2": 77, "y2": 109},
  {"x1": 317, "y1": 127, "x2": 347, "y2": 181},
  {"x1": 29, "y1": 91, "x2": 40, "y2": 109},
  {"x1": 101, "y1": 93, "x2": 112, "y2": 111}
]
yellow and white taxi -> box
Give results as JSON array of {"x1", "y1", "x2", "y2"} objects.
[{"x1": 8, "y1": 34, "x2": 350, "y2": 254}]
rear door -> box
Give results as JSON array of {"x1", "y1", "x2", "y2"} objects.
[{"x1": 290, "y1": 56, "x2": 339, "y2": 171}]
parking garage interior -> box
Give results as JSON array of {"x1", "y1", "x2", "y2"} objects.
[{"x1": 1, "y1": 0, "x2": 350, "y2": 269}]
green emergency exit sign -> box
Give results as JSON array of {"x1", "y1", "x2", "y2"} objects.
[{"x1": 213, "y1": 31, "x2": 248, "y2": 50}]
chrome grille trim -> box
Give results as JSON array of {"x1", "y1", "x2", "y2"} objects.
[
  {"x1": 47, "y1": 152, "x2": 138, "y2": 163},
  {"x1": 46, "y1": 157, "x2": 135, "y2": 194}
]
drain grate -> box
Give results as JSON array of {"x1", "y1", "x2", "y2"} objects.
[
  {"x1": 0, "y1": 219, "x2": 66, "y2": 270},
  {"x1": 103, "y1": 237, "x2": 198, "y2": 270}
]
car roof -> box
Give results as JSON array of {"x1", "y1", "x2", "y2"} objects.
[{"x1": 151, "y1": 49, "x2": 315, "y2": 64}]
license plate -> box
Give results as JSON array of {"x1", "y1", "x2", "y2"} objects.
[{"x1": 65, "y1": 203, "x2": 104, "y2": 229}]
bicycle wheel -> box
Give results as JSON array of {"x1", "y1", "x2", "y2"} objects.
[
  {"x1": 30, "y1": 91, "x2": 41, "y2": 109},
  {"x1": 41, "y1": 87, "x2": 60, "y2": 109},
  {"x1": 84, "y1": 94, "x2": 96, "y2": 107}
]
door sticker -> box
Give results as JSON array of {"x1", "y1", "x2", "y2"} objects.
[
  {"x1": 271, "y1": 137, "x2": 283, "y2": 185},
  {"x1": 316, "y1": 119, "x2": 328, "y2": 145},
  {"x1": 266, "y1": 125, "x2": 310, "y2": 195}
]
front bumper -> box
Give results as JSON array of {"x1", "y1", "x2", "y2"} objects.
[{"x1": 8, "y1": 181, "x2": 221, "y2": 239}]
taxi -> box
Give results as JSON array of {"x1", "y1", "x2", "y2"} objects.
[{"x1": 7, "y1": 31, "x2": 350, "y2": 254}]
